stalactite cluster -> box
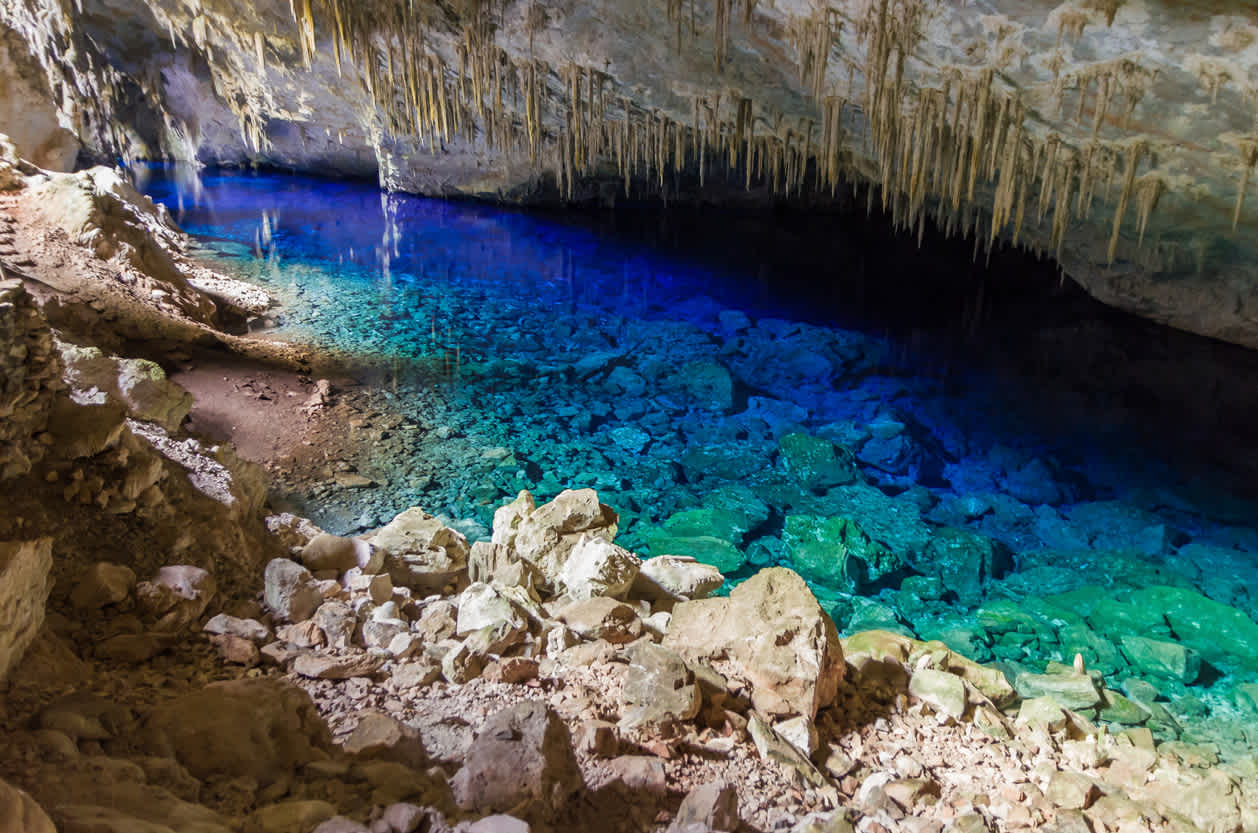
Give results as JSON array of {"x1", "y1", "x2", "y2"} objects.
[{"x1": 50, "y1": 0, "x2": 1256, "y2": 268}]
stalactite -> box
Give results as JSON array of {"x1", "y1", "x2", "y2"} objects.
[
  {"x1": 1234, "y1": 141, "x2": 1258, "y2": 231},
  {"x1": 714, "y1": 0, "x2": 731, "y2": 72},
  {"x1": 1108, "y1": 140, "x2": 1147, "y2": 264},
  {"x1": 1133, "y1": 173, "x2": 1165, "y2": 245}
]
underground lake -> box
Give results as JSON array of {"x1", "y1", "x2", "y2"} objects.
[{"x1": 136, "y1": 163, "x2": 1258, "y2": 760}]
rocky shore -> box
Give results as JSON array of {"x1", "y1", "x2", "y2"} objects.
[{"x1": 3, "y1": 145, "x2": 1258, "y2": 833}]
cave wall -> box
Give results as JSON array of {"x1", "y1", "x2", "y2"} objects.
[{"x1": 4, "y1": 0, "x2": 1258, "y2": 349}]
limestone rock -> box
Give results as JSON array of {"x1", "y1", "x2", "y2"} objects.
[
  {"x1": 70, "y1": 561, "x2": 136, "y2": 609},
  {"x1": 908, "y1": 668, "x2": 968, "y2": 719},
  {"x1": 0, "y1": 538, "x2": 52, "y2": 682},
  {"x1": 301, "y1": 533, "x2": 374, "y2": 574},
  {"x1": 779, "y1": 432, "x2": 858, "y2": 489},
  {"x1": 203, "y1": 613, "x2": 271, "y2": 643},
  {"x1": 620, "y1": 641, "x2": 701, "y2": 729},
  {"x1": 509, "y1": 489, "x2": 619, "y2": 588},
  {"x1": 783, "y1": 515, "x2": 902, "y2": 593},
  {"x1": 633, "y1": 555, "x2": 725, "y2": 601},
  {"x1": 451, "y1": 701, "x2": 581, "y2": 815},
  {"x1": 141, "y1": 677, "x2": 333, "y2": 786},
  {"x1": 665, "y1": 567, "x2": 843, "y2": 719},
  {"x1": 145, "y1": 565, "x2": 217, "y2": 627},
  {"x1": 292, "y1": 652, "x2": 382, "y2": 680},
  {"x1": 0, "y1": 776, "x2": 56, "y2": 833},
  {"x1": 1119, "y1": 635, "x2": 1201, "y2": 683},
  {"x1": 457, "y1": 582, "x2": 529, "y2": 639},
  {"x1": 342, "y1": 711, "x2": 429, "y2": 769},
  {"x1": 668, "y1": 782, "x2": 739, "y2": 833},
  {"x1": 556, "y1": 535, "x2": 640, "y2": 600},
  {"x1": 913, "y1": 528, "x2": 1012, "y2": 606},
  {"x1": 1014, "y1": 671, "x2": 1102, "y2": 712},
  {"x1": 554, "y1": 597, "x2": 641, "y2": 644},
  {"x1": 374, "y1": 508, "x2": 469, "y2": 593},
  {"x1": 313, "y1": 600, "x2": 356, "y2": 650},
  {"x1": 263, "y1": 558, "x2": 323, "y2": 623},
  {"x1": 644, "y1": 533, "x2": 746, "y2": 575},
  {"x1": 56, "y1": 339, "x2": 193, "y2": 432}
]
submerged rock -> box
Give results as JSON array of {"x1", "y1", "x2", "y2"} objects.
[
  {"x1": 779, "y1": 433, "x2": 858, "y2": 490},
  {"x1": 783, "y1": 515, "x2": 901, "y2": 593}
]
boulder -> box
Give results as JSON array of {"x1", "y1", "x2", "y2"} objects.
[
  {"x1": 672, "y1": 360, "x2": 734, "y2": 411},
  {"x1": 556, "y1": 535, "x2": 640, "y2": 599},
  {"x1": 620, "y1": 642, "x2": 701, "y2": 729},
  {"x1": 248, "y1": 800, "x2": 337, "y2": 833},
  {"x1": 457, "y1": 582, "x2": 529, "y2": 641},
  {"x1": 0, "y1": 776, "x2": 56, "y2": 833},
  {"x1": 1132, "y1": 586, "x2": 1258, "y2": 671},
  {"x1": 56, "y1": 339, "x2": 193, "y2": 432},
  {"x1": 783, "y1": 515, "x2": 902, "y2": 593},
  {"x1": 374, "y1": 508, "x2": 470, "y2": 593},
  {"x1": 779, "y1": 433, "x2": 858, "y2": 489},
  {"x1": 507, "y1": 490, "x2": 619, "y2": 587},
  {"x1": 633, "y1": 555, "x2": 725, "y2": 601},
  {"x1": 912, "y1": 529, "x2": 1012, "y2": 606},
  {"x1": 0, "y1": 538, "x2": 52, "y2": 682},
  {"x1": 644, "y1": 533, "x2": 746, "y2": 574},
  {"x1": 451, "y1": 701, "x2": 581, "y2": 816},
  {"x1": 301, "y1": 533, "x2": 370, "y2": 574},
  {"x1": 1013, "y1": 671, "x2": 1102, "y2": 711},
  {"x1": 144, "y1": 565, "x2": 217, "y2": 628},
  {"x1": 1119, "y1": 635, "x2": 1201, "y2": 684},
  {"x1": 664, "y1": 567, "x2": 843, "y2": 719},
  {"x1": 70, "y1": 562, "x2": 136, "y2": 610},
  {"x1": 140, "y1": 677, "x2": 332, "y2": 786},
  {"x1": 263, "y1": 558, "x2": 323, "y2": 623},
  {"x1": 313, "y1": 601, "x2": 357, "y2": 650},
  {"x1": 554, "y1": 597, "x2": 641, "y2": 644}
]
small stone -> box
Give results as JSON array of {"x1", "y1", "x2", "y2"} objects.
[
  {"x1": 459, "y1": 816, "x2": 531, "y2": 833},
  {"x1": 391, "y1": 661, "x2": 441, "y2": 689},
  {"x1": 204, "y1": 614, "x2": 271, "y2": 643},
  {"x1": 773, "y1": 715, "x2": 819, "y2": 758},
  {"x1": 209, "y1": 633, "x2": 260, "y2": 666},
  {"x1": 292, "y1": 653, "x2": 381, "y2": 680},
  {"x1": 381, "y1": 803, "x2": 428, "y2": 833}
]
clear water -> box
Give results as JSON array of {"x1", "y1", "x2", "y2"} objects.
[{"x1": 138, "y1": 164, "x2": 1258, "y2": 756}]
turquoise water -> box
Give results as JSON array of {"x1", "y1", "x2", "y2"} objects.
[{"x1": 140, "y1": 165, "x2": 1258, "y2": 755}]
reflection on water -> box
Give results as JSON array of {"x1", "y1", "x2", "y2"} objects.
[{"x1": 140, "y1": 163, "x2": 1258, "y2": 758}]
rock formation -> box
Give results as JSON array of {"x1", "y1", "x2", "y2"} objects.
[{"x1": 4, "y1": 0, "x2": 1258, "y2": 348}]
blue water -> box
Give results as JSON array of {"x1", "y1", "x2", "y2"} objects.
[{"x1": 139, "y1": 164, "x2": 1258, "y2": 755}]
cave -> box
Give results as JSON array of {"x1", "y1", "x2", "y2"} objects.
[{"x1": 3, "y1": 2, "x2": 1258, "y2": 832}]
